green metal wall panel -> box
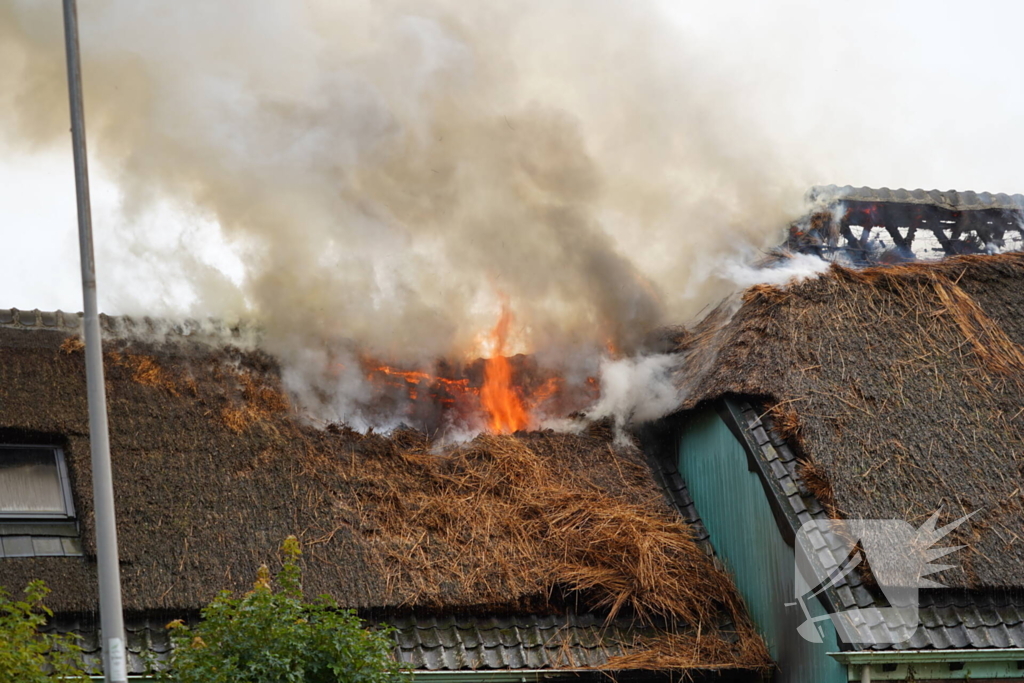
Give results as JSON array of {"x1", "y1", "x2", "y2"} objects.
[{"x1": 677, "y1": 408, "x2": 846, "y2": 683}]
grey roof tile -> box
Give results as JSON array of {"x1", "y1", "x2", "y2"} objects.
[
  {"x1": 128, "y1": 652, "x2": 149, "y2": 676},
  {"x1": 60, "y1": 537, "x2": 83, "y2": 556},
  {"x1": 750, "y1": 425, "x2": 770, "y2": 446},
  {"x1": 863, "y1": 607, "x2": 884, "y2": 627},
  {"x1": 983, "y1": 623, "x2": 1014, "y2": 648},
  {"x1": 440, "y1": 645, "x2": 462, "y2": 670},
  {"x1": 674, "y1": 486, "x2": 694, "y2": 507},
  {"x1": 125, "y1": 628, "x2": 148, "y2": 654},
  {"x1": 456, "y1": 624, "x2": 481, "y2": 648},
  {"x1": 964, "y1": 625, "x2": 993, "y2": 648},
  {"x1": 938, "y1": 606, "x2": 963, "y2": 628},
  {"x1": 481, "y1": 646, "x2": 505, "y2": 669},
  {"x1": 17, "y1": 309, "x2": 39, "y2": 326},
  {"x1": 959, "y1": 606, "x2": 985, "y2": 629},
  {"x1": 851, "y1": 584, "x2": 875, "y2": 609},
  {"x1": 741, "y1": 410, "x2": 762, "y2": 430},
  {"x1": 768, "y1": 459, "x2": 788, "y2": 480},
  {"x1": 436, "y1": 625, "x2": 459, "y2": 648},
  {"x1": 944, "y1": 625, "x2": 971, "y2": 648},
  {"x1": 569, "y1": 625, "x2": 598, "y2": 648},
  {"x1": 2, "y1": 535, "x2": 34, "y2": 557},
  {"x1": 779, "y1": 476, "x2": 800, "y2": 497},
  {"x1": 805, "y1": 527, "x2": 827, "y2": 550},
  {"x1": 835, "y1": 586, "x2": 856, "y2": 609},
  {"x1": 817, "y1": 547, "x2": 839, "y2": 571},
  {"x1": 497, "y1": 626, "x2": 524, "y2": 651},
  {"x1": 502, "y1": 645, "x2": 525, "y2": 669},
  {"x1": 926, "y1": 625, "x2": 953, "y2": 649},
  {"x1": 917, "y1": 607, "x2": 942, "y2": 629},
  {"x1": 457, "y1": 644, "x2": 481, "y2": 670},
  {"x1": 523, "y1": 645, "x2": 548, "y2": 668},
  {"x1": 782, "y1": 459, "x2": 800, "y2": 479},
  {"x1": 416, "y1": 626, "x2": 442, "y2": 649},
  {"x1": 533, "y1": 613, "x2": 558, "y2": 629},
  {"x1": 906, "y1": 627, "x2": 930, "y2": 649},
  {"x1": 775, "y1": 444, "x2": 797, "y2": 462},
  {"x1": 477, "y1": 627, "x2": 502, "y2": 648},
  {"x1": 31, "y1": 536, "x2": 64, "y2": 556},
  {"x1": 788, "y1": 493, "x2": 807, "y2": 514},
  {"x1": 389, "y1": 614, "x2": 415, "y2": 629},
  {"x1": 517, "y1": 623, "x2": 542, "y2": 648},
  {"x1": 149, "y1": 628, "x2": 172, "y2": 654},
  {"x1": 406, "y1": 646, "x2": 428, "y2": 669},
  {"x1": 394, "y1": 628, "x2": 418, "y2": 649},
  {"x1": 996, "y1": 605, "x2": 1024, "y2": 626}
]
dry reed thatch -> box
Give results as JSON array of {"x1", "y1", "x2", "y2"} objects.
[
  {"x1": 930, "y1": 275, "x2": 1024, "y2": 382},
  {"x1": 333, "y1": 433, "x2": 737, "y2": 625},
  {"x1": 219, "y1": 367, "x2": 290, "y2": 432},
  {"x1": 670, "y1": 253, "x2": 1024, "y2": 589},
  {"x1": 0, "y1": 325, "x2": 768, "y2": 672},
  {"x1": 766, "y1": 401, "x2": 803, "y2": 446},
  {"x1": 601, "y1": 630, "x2": 770, "y2": 672},
  {"x1": 795, "y1": 458, "x2": 836, "y2": 518},
  {"x1": 58, "y1": 335, "x2": 84, "y2": 354},
  {"x1": 107, "y1": 351, "x2": 181, "y2": 396}
]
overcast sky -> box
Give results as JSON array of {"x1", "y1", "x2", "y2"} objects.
[{"x1": 2, "y1": 0, "x2": 1024, "y2": 315}]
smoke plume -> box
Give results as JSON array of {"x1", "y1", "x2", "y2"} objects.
[{"x1": 0, "y1": 0, "x2": 813, "y2": 428}]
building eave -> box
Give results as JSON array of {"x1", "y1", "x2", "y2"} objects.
[{"x1": 830, "y1": 648, "x2": 1024, "y2": 681}]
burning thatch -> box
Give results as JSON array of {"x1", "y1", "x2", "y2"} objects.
[
  {"x1": 670, "y1": 252, "x2": 1024, "y2": 590},
  {"x1": 0, "y1": 321, "x2": 768, "y2": 672}
]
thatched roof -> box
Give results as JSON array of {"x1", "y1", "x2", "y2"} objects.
[
  {"x1": 0, "y1": 322, "x2": 768, "y2": 672},
  {"x1": 670, "y1": 252, "x2": 1024, "y2": 590}
]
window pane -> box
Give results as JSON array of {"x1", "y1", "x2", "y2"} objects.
[{"x1": 0, "y1": 448, "x2": 66, "y2": 515}]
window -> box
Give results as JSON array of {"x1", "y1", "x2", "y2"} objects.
[{"x1": 0, "y1": 446, "x2": 75, "y2": 520}]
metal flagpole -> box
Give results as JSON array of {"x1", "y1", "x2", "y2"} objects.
[{"x1": 61, "y1": 2, "x2": 128, "y2": 682}]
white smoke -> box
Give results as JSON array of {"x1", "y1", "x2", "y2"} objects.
[
  {"x1": 586, "y1": 354, "x2": 681, "y2": 434},
  {"x1": 724, "y1": 252, "x2": 832, "y2": 288}
]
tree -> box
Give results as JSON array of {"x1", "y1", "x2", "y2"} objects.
[
  {"x1": 166, "y1": 536, "x2": 407, "y2": 683},
  {"x1": 0, "y1": 580, "x2": 89, "y2": 682}
]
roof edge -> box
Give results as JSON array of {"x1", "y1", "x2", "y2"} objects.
[{"x1": 0, "y1": 306, "x2": 258, "y2": 345}]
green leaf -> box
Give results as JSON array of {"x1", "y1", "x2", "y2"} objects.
[
  {"x1": 0, "y1": 580, "x2": 89, "y2": 682},
  {"x1": 167, "y1": 536, "x2": 408, "y2": 683}
]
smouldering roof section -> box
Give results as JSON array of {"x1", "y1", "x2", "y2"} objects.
[
  {"x1": 668, "y1": 253, "x2": 1024, "y2": 591},
  {"x1": 809, "y1": 185, "x2": 1024, "y2": 212},
  {"x1": 0, "y1": 318, "x2": 769, "y2": 673}
]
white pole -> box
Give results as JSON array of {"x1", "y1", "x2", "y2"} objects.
[{"x1": 61, "y1": 2, "x2": 127, "y2": 682}]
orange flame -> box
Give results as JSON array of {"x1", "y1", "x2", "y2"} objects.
[{"x1": 480, "y1": 303, "x2": 529, "y2": 433}]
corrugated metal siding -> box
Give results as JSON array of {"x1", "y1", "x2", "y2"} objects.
[
  {"x1": 808, "y1": 185, "x2": 1024, "y2": 211},
  {"x1": 677, "y1": 408, "x2": 846, "y2": 683}
]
